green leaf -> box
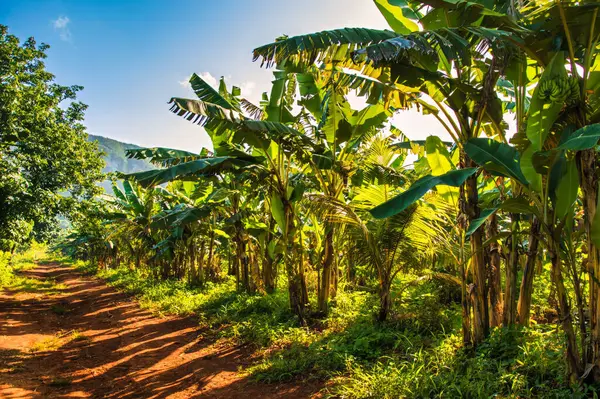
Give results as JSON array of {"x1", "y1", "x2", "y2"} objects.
[
  {"x1": 288, "y1": 182, "x2": 305, "y2": 203},
  {"x1": 122, "y1": 157, "x2": 252, "y2": 187},
  {"x1": 270, "y1": 193, "x2": 286, "y2": 233},
  {"x1": 126, "y1": 147, "x2": 202, "y2": 167},
  {"x1": 374, "y1": 0, "x2": 419, "y2": 34},
  {"x1": 554, "y1": 159, "x2": 579, "y2": 220},
  {"x1": 465, "y1": 138, "x2": 528, "y2": 186},
  {"x1": 425, "y1": 136, "x2": 454, "y2": 175},
  {"x1": 533, "y1": 150, "x2": 561, "y2": 176},
  {"x1": 466, "y1": 208, "x2": 498, "y2": 237},
  {"x1": 212, "y1": 229, "x2": 230, "y2": 238},
  {"x1": 267, "y1": 238, "x2": 280, "y2": 260},
  {"x1": 548, "y1": 152, "x2": 566, "y2": 204},
  {"x1": 557, "y1": 124, "x2": 600, "y2": 151},
  {"x1": 312, "y1": 152, "x2": 333, "y2": 169},
  {"x1": 370, "y1": 168, "x2": 477, "y2": 219},
  {"x1": 499, "y1": 197, "x2": 538, "y2": 216},
  {"x1": 425, "y1": 135, "x2": 458, "y2": 205},
  {"x1": 253, "y1": 28, "x2": 398, "y2": 68},
  {"x1": 321, "y1": 91, "x2": 353, "y2": 146},
  {"x1": 525, "y1": 52, "x2": 567, "y2": 151},
  {"x1": 189, "y1": 73, "x2": 234, "y2": 110},
  {"x1": 520, "y1": 145, "x2": 542, "y2": 192},
  {"x1": 349, "y1": 103, "x2": 393, "y2": 140}
]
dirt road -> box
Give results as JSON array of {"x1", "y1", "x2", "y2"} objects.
[{"x1": 0, "y1": 262, "x2": 319, "y2": 398}]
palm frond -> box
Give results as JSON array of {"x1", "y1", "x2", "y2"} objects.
[
  {"x1": 253, "y1": 28, "x2": 399, "y2": 68},
  {"x1": 189, "y1": 73, "x2": 235, "y2": 110},
  {"x1": 240, "y1": 98, "x2": 264, "y2": 119},
  {"x1": 121, "y1": 157, "x2": 255, "y2": 187},
  {"x1": 169, "y1": 96, "x2": 315, "y2": 152},
  {"x1": 126, "y1": 147, "x2": 205, "y2": 167},
  {"x1": 331, "y1": 68, "x2": 420, "y2": 108},
  {"x1": 168, "y1": 97, "x2": 240, "y2": 126}
]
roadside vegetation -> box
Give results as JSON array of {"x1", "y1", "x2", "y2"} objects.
[
  {"x1": 0, "y1": 243, "x2": 65, "y2": 293},
  {"x1": 72, "y1": 255, "x2": 575, "y2": 398}
]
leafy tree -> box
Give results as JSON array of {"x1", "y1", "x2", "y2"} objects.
[{"x1": 0, "y1": 25, "x2": 104, "y2": 251}]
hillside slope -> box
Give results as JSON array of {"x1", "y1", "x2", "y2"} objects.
[
  {"x1": 87, "y1": 134, "x2": 154, "y2": 193},
  {"x1": 88, "y1": 134, "x2": 154, "y2": 174}
]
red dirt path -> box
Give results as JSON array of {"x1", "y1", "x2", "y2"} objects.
[{"x1": 0, "y1": 262, "x2": 321, "y2": 398}]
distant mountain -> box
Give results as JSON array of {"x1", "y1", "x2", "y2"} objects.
[{"x1": 87, "y1": 134, "x2": 154, "y2": 193}]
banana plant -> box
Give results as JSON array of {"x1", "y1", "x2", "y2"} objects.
[
  {"x1": 253, "y1": 0, "x2": 522, "y2": 345},
  {"x1": 133, "y1": 70, "x2": 318, "y2": 324},
  {"x1": 106, "y1": 180, "x2": 163, "y2": 272},
  {"x1": 463, "y1": 121, "x2": 600, "y2": 383},
  {"x1": 291, "y1": 65, "x2": 402, "y2": 314},
  {"x1": 467, "y1": 0, "x2": 600, "y2": 380}
]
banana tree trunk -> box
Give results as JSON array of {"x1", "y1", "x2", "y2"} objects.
[
  {"x1": 263, "y1": 218, "x2": 276, "y2": 294},
  {"x1": 487, "y1": 213, "x2": 502, "y2": 327},
  {"x1": 551, "y1": 243, "x2": 582, "y2": 382},
  {"x1": 347, "y1": 245, "x2": 356, "y2": 285},
  {"x1": 317, "y1": 228, "x2": 334, "y2": 315},
  {"x1": 517, "y1": 217, "x2": 540, "y2": 326},
  {"x1": 189, "y1": 241, "x2": 198, "y2": 286},
  {"x1": 460, "y1": 257, "x2": 472, "y2": 345},
  {"x1": 463, "y1": 167, "x2": 489, "y2": 344},
  {"x1": 503, "y1": 214, "x2": 519, "y2": 327},
  {"x1": 233, "y1": 228, "x2": 253, "y2": 293},
  {"x1": 227, "y1": 248, "x2": 235, "y2": 276},
  {"x1": 580, "y1": 148, "x2": 600, "y2": 372},
  {"x1": 458, "y1": 175, "x2": 471, "y2": 346},
  {"x1": 332, "y1": 252, "x2": 339, "y2": 300},
  {"x1": 197, "y1": 241, "x2": 206, "y2": 287},
  {"x1": 283, "y1": 201, "x2": 307, "y2": 325},
  {"x1": 206, "y1": 232, "x2": 215, "y2": 280},
  {"x1": 263, "y1": 249, "x2": 276, "y2": 294}
]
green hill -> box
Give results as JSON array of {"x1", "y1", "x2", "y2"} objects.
[{"x1": 87, "y1": 134, "x2": 154, "y2": 192}]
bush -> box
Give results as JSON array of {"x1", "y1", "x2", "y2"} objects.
[{"x1": 331, "y1": 326, "x2": 576, "y2": 399}]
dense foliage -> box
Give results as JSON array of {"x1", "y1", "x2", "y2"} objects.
[
  {"x1": 0, "y1": 25, "x2": 105, "y2": 251},
  {"x1": 7, "y1": 0, "x2": 600, "y2": 396}
]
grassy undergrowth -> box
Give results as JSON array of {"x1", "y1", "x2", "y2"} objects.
[
  {"x1": 0, "y1": 243, "x2": 66, "y2": 293},
  {"x1": 69, "y1": 260, "x2": 583, "y2": 398}
]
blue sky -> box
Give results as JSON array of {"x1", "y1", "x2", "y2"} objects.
[{"x1": 2, "y1": 0, "x2": 447, "y2": 152}]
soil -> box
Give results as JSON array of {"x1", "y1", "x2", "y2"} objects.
[{"x1": 0, "y1": 262, "x2": 322, "y2": 398}]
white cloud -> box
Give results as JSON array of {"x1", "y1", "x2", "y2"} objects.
[
  {"x1": 52, "y1": 16, "x2": 71, "y2": 41},
  {"x1": 179, "y1": 72, "x2": 218, "y2": 89},
  {"x1": 240, "y1": 81, "x2": 256, "y2": 96},
  {"x1": 178, "y1": 76, "x2": 191, "y2": 88}
]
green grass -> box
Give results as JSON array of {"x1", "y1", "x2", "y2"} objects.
[
  {"x1": 328, "y1": 326, "x2": 578, "y2": 398},
  {"x1": 69, "y1": 261, "x2": 594, "y2": 398},
  {"x1": 0, "y1": 244, "x2": 66, "y2": 294},
  {"x1": 70, "y1": 331, "x2": 90, "y2": 342},
  {"x1": 29, "y1": 336, "x2": 62, "y2": 353}
]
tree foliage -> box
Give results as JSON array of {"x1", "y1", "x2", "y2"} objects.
[{"x1": 0, "y1": 25, "x2": 105, "y2": 250}]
